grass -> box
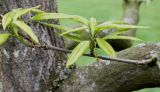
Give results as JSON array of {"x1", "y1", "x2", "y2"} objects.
[
  {"x1": 58, "y1": 0, "x2": 160, "y2": 92},
  {"x1": 58, "y1": 0, "x2": 160, "y2": 42}
]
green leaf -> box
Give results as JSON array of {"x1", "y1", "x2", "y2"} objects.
[
  {"x1": 96, "y1": 23, "x2": 150, "y2": 32},
  {"x1": 13, "y1": 20, "x2": 39, "y2": 44},
  {"x1": 106, "y1": 30, "x2": 128, "y2": 37},
  {"x1": 0, "y1": 34, "x2": 10, "y2": 45},
  {"x1": 63, "y1": 34, "x2": 82, "y2": 42},
  {"x1": 31, "y1": 9, "x2": 44, "y2": 13},
  {"x1": 103, "y1": 36, "x2": 143, "y2": 41},
  {"x1": 59, "y1": 26, "x2": 87, "y2": 36},
  {"x1": 39, "y1": 22, "x2": 70, "y2": 31},
  {"x1": 11, "y1": 25, "x2": 28, "y2": 45},
  {"x1": 32, "y1": 13, "x2": 89, "y2": 25},
  {"x1": 107, "y1": 21, "x2": 127, "y2": 24},
  {"x1": 2, "y1": 6, "x2": 41, "y2": 30},
  {"x1": 2, "y1": 12, "x2": 15, "y2": 30},
  {"x1": 89, "y1": 17, "x2": 97, "y2": 35},
  {"x1": 66, "y1": 41, "x2": 90, "y2": 67},
  {"x1": 96, "y1": 38, "x2": 116, "y2": 57},
  {"x1": 13, "y1": 5, "x2": 41, "y2": 20}
]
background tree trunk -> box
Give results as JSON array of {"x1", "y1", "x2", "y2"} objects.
[
  {"x1": 0, "y1": 0, "x2": 66, "y2": 92},
  {"x1": 107, "y1": 0, "x2": 142, "y2": 51}
]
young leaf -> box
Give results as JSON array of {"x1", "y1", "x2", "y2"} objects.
[
  {"x1": 63, "y1": 34, "x2": 82, "y2": 42},
  {"x1": 96, "y1": 23, "x2": 150, "y2": 32},
  {"x1": 106, "y1": 30, "x2": 128, "y2": 37},
  {"x1": 2, "y1": 12, "x2": 15, "y2": 30},
  {"x1": 89, "y1": 17, "x2": 97, "y2": 36},
  {"x1": 0, "y1": 34, "x2": 11, "y2": 45},
  {"x1": 66, "y1": 41, "x2": 90, "y2": 67},
  {"x1": 11, "y1": 25, "x2": 28, "y2": 46},
  {"x1": 13, "y1": 5, "x2": 41, "y2": 20},
  {"x1": 39, "y1": 22, "x2": 70, "y2": 31},
  {"x1": 59, "y1": 26, "x2": 87, "y2": 36},
  {"x1": 13, "y1": 20, "x2": 39, "y2": 44},
  {"x1": 96, "y1": 38, "x2": 116, "y2": 57},
  {"x1": 32, "y1": 13, "x2": 89, "y2": 25},
  {"x1": 103, "y1": 36, "x2": 143, "y2": 41}
]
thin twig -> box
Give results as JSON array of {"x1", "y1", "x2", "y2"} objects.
[{"x1": 35, "y1": 44, "x2": 154, "y2": 65}]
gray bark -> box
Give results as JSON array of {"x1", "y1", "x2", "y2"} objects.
[
  {"x1": 59, "y1": 43, "x2": 160, "y2": 92},
  {"x1": 0, "y1": 0, "x2": 65, "y2": 92}
]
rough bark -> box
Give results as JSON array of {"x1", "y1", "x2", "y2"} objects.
[
  {"x1": 0, "y1": 0, "x2": 65, "y2": 92},
  {"x1": 59, "y1": 43, "x2": 160, "y2": 92}
]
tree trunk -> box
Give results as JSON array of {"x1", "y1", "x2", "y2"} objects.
[
  {"x1": 107, "y1": 0, "x2": 142, "y2": 51},
  {"x1": 0, "y1": 0, "x2": 65, "y2": 92}
]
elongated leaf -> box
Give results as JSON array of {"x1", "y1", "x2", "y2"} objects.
[
  {"x1": 31, "y1": 9, "x2": 44, "y2": 13},
  {"x1": 0, "y1": 34, "x2": 10, "y2": 45},
  {"x1": 32, "y1": 13, "x2": 89, "y2": 25},
  {"x1": 103, "y1": 36, "x2": 142, "y2": 41},
  {"x1": 89, "y1": 17, "x2": 97, "y2": 35},
  {"x1": 11, "y1": 24, "x2": 28, "y2": 45},
  {"x1": 96, "y1": 23, "x2": 150, "y2": 32},
  {"x1": 63, "y1": 34, "x2": 81, "y2": 42},
  {"x1": 59, "y1": 26, "x2": 87, "y2": 36},
  {"x1": 96, "y1": 38, "x2": 116, "y2": 57},
  {"x1": 13, "y1": 5, "x2": 41, "y2": 20},
  {"x1": 106, "y1": 30, "x2": 128, "y2": 37},
  {"x1": 39, "y1": 22, "x2": 69, "y2": 31},
  {"x1": 66, "y1": 41, "x2": 90, "y2": 67},
  {"x1": 13, "y1": 20, "x2": 39, "y2": 44},
  {"x1": 2, "y1": 12, "x2": 15, "y2": 30}
]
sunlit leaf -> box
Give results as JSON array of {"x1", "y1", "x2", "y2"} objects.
[
  {"x1": 66, "y1": 41, "x2": 90, "y2": 67},
  {"x1": 59, "y1": 26, "x2": 87, "y2": 36},
  {"x1": 89, "y1": 17, "x2": 97, "y2": 36},
  {"x1": 96, "y1": 23, "x2": 150, "y2": 32},
  {"x1": 0, "y1": 33, "x2": 11, "y2": 45},
  {"x1": 32, "y1": 13, "x2": 89, "y2": 25},
  {"x1": 13, "y1": 20, "x2": 39, "y2": 44},
  {"x1": 96, "y1": 38, "x2": 116, "y2": 57},
  {"x1": 13, "y1": 5, "x2": 41, "y2": 20},
  {"x1": 31, "y1": 9, "x2": 44, "y2": 13},
  {"x1": 107, "y1": 20, "x2": 127, "y2": 24},
  {"x1": 103, "y1": 36, "x2": 143, "y2": 41},
  {"x1": 2, "y1": 12, "x2": 15, "y2": 30}
]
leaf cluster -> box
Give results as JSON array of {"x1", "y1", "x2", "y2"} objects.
[{"x1": 0, "y1": 6, "x2": 149, "y2": 67}]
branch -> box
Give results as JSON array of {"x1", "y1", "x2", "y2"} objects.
[
  {"x1": 57, "y1": 42, "x2": 160, "y2": 92},
  {"x1": 34, "y1": 44, "x2": 155, "y2": 65}
]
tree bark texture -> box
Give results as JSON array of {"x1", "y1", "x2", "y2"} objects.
[
  {"x1": 59, "y1": 43, "x2": 160, "y2": 92},
  {"x1": 0, "y1": 0, "x2": 66, "y2": 92}
]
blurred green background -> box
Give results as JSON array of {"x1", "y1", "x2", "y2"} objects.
[{"x1": 58, "y1": 0, "x2": 160, "y2": 92}]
